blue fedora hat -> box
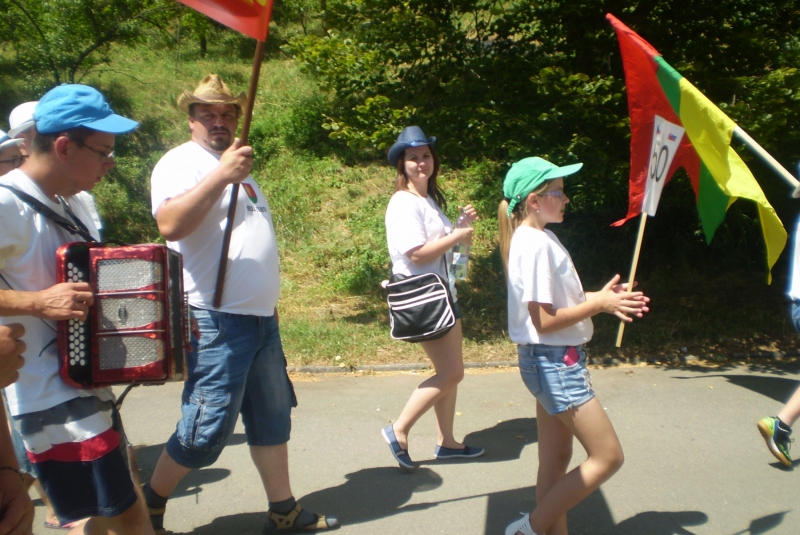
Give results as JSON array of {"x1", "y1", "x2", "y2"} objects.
[{"x1": 387, "y1": 126, "x2": 436, "y2": 166}]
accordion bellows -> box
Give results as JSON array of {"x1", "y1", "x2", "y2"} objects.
[{"x1": 57, "y1": 243, "x2": 189, "y2": 388}]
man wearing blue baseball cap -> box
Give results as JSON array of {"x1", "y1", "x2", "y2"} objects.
[{"x1": 0, "y1": 84, "x2": 153, "y2": 535}]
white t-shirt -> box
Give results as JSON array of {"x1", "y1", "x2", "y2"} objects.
[
  {"x1": 0, "y1": 169, "x2": 111, "y2": 415},
  {"x1": 150, "y1": 141, "x2": 280, "y2": 316},
  {"x1": 385, "y1": 190, "x2": 456, "y2": 299},
  {"x1": 70, "y1": 191, "x2": 103, "y2": 236},
  {"x1": 788, "y1": 217, "x2": 800, "y2": 301},
  {"x1": 507, "y1": 226, "x2": 593, "y2": 346}
]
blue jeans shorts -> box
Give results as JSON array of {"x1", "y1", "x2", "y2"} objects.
[
  {"x1": 166, "y1": 308, "x2": 298, "y2": 469},
  {"x1": 518, "y1": 344, "x2": 595, "y2": 415}
]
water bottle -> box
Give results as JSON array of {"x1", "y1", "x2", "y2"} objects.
[{"x1": 450, "y1": 208, "x2": 470, "y2": 281}]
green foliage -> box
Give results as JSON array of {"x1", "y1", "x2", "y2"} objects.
[
  {"x1": 0, "y1": 3, "x2": 798, "y2": 363},
  {"x1": 0, "y1": 0, "x2": 176, "y2": 85},
  {"x1": 289, "y1": 0, "x2": 800, "y2": 213}
]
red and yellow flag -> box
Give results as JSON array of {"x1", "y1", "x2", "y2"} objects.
[
  {"x1": 177, "y1": 0, "x2": 274, "y2": 41},
  {"x1": 608, "y1": 13, "x2": 786, "y2": 281}
]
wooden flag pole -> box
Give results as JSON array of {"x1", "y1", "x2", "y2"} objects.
[
  {"x1": 212, "y1": 39, "x2": 266, "y2": 309},
  {"x1": 733, "y1": 126, "x2": 800, "y2": 197},
  {"x1": 616, "y1": 212, "x2": 648, "y2": 347}
]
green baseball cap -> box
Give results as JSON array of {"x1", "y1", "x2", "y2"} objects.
[{"x1": 503, "y1": 157, "x2": 583, "y2": 216}]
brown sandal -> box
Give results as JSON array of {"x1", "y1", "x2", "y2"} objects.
[{"x1": 264, "y1": 503, "x2": 338, "y2": 533}]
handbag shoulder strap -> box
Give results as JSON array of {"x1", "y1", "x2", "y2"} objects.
[{"x1": 0, "y1": 184, "x2": 97, "y2": 242}]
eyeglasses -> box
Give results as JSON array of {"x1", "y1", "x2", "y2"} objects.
[
  {"x1": 74, "y1": 141, "x2": 115, "y2": 162},
  {"x1": 0, "y1": 155, "x2": 27, "y2": 169},
  {"x1": 539, "y1": 190, "x2": 566, "y2": 199}
]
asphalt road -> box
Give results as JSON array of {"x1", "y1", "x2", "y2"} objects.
[{"x1": 31, "y1": 361, "x2": 800, "y2": 534}]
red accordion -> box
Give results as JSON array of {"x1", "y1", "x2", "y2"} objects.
[{"x1": 56, "y1": 243, "x2": 190, "y2": 388}]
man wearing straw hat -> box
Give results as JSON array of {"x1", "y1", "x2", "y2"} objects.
[{"x1": 145, "y1": 74, "x2": 337, "y2": 534}]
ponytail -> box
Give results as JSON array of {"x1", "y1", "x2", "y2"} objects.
[
  {"x1": 498, "y1": 180, "x2": 550, "y2": 277},
  {"x1": 498, "y1": 199, "x2": 523, "y2": 278}
]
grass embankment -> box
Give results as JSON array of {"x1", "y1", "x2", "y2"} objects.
[{"x1": 75, "y1": 45, "x2": 800, "y2": 368}]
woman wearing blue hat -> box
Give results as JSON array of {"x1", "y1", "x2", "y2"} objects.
[
  {"x1": 381, "y1": 126, "x2": 484, "y2": 469},
  {"x1": 499, "y1": 157, "x2": 650, "y2": 535}
]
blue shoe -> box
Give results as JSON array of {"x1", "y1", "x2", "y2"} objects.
[
  {"x1": 434, "y1": 444, "x2": 485, "y2": 459},
  {"x1": 381, "y1": 425, "x2": 415, "y2": 469}
]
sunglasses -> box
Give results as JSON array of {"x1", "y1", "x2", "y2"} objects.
[
  {"x1": 539, "y1": 190, "x2": 566, "y2": 199},
  {"x1": 0, "y1": 155, "x2": 27, "y2": 169}
]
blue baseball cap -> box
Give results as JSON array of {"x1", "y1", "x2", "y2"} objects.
[{"x1": 34, "y1": 84, "x2": 139, "y2": 135}]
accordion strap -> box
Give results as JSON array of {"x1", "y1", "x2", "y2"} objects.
[{"x1": 0, "y1": 184, "x2": 96, "y2": 242}]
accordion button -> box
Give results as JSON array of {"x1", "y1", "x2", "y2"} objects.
[{"x1": 80, "y1": 359, "x2": 86, "y2": 366}]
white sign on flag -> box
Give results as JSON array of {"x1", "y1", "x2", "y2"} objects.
[{"x1": 642, "y1": 115, "x2": 685, "y2": 216}]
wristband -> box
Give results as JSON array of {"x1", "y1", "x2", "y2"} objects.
[{"x1": 0, "y1": 465, "x2": 24, "y2": 483}]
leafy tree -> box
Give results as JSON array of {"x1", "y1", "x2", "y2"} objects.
[
  {"x1": 0, "y1": 0, "x2": 176, "y2": 85},
  {"x1": 288, "y1": 0, "x2": 800, "y2": 217}
]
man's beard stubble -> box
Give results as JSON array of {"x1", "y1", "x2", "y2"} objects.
[{"x1": 207, "y1": 127, "x2": 232, "y2": 152}]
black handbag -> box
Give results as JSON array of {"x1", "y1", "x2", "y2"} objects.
[{"x1": 384, "y1": 261, "x2": 455, "y2": 342}]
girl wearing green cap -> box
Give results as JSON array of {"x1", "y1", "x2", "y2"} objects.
[{"x1": 498, "y1": 157, "x2": 650, "y2": 535}]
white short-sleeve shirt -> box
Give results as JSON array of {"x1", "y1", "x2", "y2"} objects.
[
  {"x1": 385, "y1": 190, "x2": 456, "y2": 299},
  {"x1": 507, "y1": 226, "x2": 593, "y2": 346},
  {"x1": 150, "y1": 141, "x2": 280, "y2": 316},
  {"x1": 0, "y1": 169, "x2": 111, "y2": 415}
]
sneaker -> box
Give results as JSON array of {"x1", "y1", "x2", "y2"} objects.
[
  {"x1": 757, "y1": 416, "x2": 793, "y2": 467},
  {"x1": 505, "y1": 513, "x2": 538, "y2": 535}
]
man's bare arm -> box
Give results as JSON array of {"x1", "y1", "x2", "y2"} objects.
[{"x1": 155, "y1": 140, "x2": 254, "y2": 241}]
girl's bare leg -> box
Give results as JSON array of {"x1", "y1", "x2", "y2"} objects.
[
  {"x1": 391, "y1": 321, "x2": 465, "y2": 450},
  {"x1": 522, "y1": 397, "x2": 623, "y2": 535},
  {"x1": 534, "y1": 401, "x2": 572, "y2": 535}
]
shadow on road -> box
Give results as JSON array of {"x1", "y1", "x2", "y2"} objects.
[{"x1": 675, "y1": 374, "x2": 799, "y2": 404}]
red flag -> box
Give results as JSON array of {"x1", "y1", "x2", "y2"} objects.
[
  {"x1": 607, "y1": 13, "x2": 785, "y2": 280},
  {"x1": 177, "y1": 0, "x2": 274, "y2": 41}
]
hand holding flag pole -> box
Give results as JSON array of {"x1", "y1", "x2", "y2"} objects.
[
  {"x1": 607, "y1": 13, "x2": 788, "y2": 347},
  {"x1": 175, "y1": 0, "x2": 275, "y2": 308}
]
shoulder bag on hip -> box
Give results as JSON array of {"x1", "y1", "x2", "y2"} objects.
[{"x1": 383, "y1": 257, "x2": 455, "y2": 343}]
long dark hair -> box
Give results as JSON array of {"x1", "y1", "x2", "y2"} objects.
[{"x1": 393, "y1": 145, "x2": 447, "y2": 210}]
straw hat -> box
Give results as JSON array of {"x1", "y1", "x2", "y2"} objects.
[{"x1": 177, "y1": 74, "x2": 246, "y2": 114}]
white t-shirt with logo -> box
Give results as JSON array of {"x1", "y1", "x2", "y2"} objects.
[
  {"x1": 385, "y1": 190, "x2": 457, "y2": 300},
  {"x1": 507, "y1": 225, "x2": 593, "y2": 346},
  {"x1": 0, "y1": 169, "x2": 111, "y2": 415},
  {"x1": 150, "y1": 141, "x2": 280, "y2": 316}
]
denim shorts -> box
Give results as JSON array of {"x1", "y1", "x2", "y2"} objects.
[
  {"x1": 518, "y1": 344, "x2": 594, "y2": 415},
  {"x1": 166, "y1": 308, "x2": 298, "y2": 469}
]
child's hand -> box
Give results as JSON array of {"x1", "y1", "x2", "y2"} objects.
[
  {"x1": 594, "y1": 274, "x2": 650, "y2": 322},
  {"x1": 459, "y1": 204, "x2": 479, "y2": 223}
]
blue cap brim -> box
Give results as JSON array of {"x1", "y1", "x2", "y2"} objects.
[
  {"x1": 83, "y1": 114, "x2": 139, "y2": 134},
  {"x1": 546, "y1": 162, "x2": 583, "y2": 180}
]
